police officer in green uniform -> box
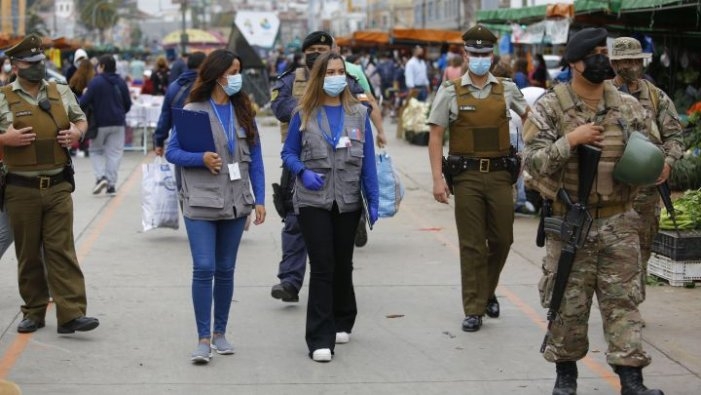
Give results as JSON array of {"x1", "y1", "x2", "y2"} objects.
[
  {"x1": 0, "y1": 34, "x2": 99, "y2": 334},
  {"x1": 428, "y1": 25, "x2": 529, "y2": 332},
  {"x1": 524, "y1": 28, "x2": 664, "y2": 395}
]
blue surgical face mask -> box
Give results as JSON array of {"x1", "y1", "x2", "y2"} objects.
[
  {"x1": 468, "y1": 57, "x2": 492, "y2": 76},
  {"x1": 220, "y1": 74, "x2": 242, "y2": 96},
  {"x1": 2, "y1": 63, "x2": 11, "y2": 73},
  {"x1": 323, "y1": 75, "x2": 347, "y2": 97}
]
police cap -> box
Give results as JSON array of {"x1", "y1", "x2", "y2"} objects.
[
  {"x1": 4, "y1": 33, "x2": 46, "y2": 62},
  {"x1": 462, "y1": 24, "x2": 497, "y2": 54},
  {"x1": 302, "y1": 31, "x2": 334, "y2": 52},
  {"x1": 563, "y1": 28, "x2": 608, "y2": 64}
]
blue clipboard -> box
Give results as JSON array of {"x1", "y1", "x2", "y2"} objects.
[{"x1": 172, "y1": 108, "x2": 216, "y2": 153}]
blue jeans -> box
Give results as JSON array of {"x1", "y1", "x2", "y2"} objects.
[
  {"x1": 277, "y1": 212, "x2": 308, "y2": 291},
  {"x1": 184, "y1": 216, "x2": 246, "y2": 339}
]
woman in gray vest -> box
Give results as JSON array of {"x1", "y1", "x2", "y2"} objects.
[
  {"x1": 281, "y1": 52, "x2": 379, "y2": 363},
  {"x1": 165, "y1": 49, "x2": 266, "y2": 364}
]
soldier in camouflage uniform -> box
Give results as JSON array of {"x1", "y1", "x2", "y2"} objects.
[
  {"x1": 524, "y1": 28, "x2": 665, "y2": 395},
  {"x1": 608, "y1": 37, "x2": 685, "y2": 302}
]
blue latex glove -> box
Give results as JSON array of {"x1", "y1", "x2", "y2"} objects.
[
  {"x1": 369, "y1": 206, "x2": 379, "y2": 226},
  {"x1": 301, "y1": 169, "x2": 325, "y2": 191}
]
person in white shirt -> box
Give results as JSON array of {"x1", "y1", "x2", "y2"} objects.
[{"x1": 404, "y1": 46, "x2": 430, "y2": 101}]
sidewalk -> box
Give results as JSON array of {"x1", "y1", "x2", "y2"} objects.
[{"x1": 0, "y1": 116, "x2": 698, "y2": 395}]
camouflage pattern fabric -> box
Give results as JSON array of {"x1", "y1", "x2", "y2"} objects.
[
  {"x1": 538, "y1": 210, "x2": 651, "y2": 367},
  {"x1": 525, "y1": 83, "x2": 657, "y2": 367}
]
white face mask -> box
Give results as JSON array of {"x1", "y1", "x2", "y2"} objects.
[{"x1": 2, "y1": 64, "x2": 11, "y2": 73}]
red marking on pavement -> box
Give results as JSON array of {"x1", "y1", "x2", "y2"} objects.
[{"x1": 419, "y1": 227, "x2": 442, "y2": 231}]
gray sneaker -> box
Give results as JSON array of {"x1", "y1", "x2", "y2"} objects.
[
  {"x1": 211, "y1": 335, "x2": 234, "y2": 355},
  {"x1": 190, "y1": 343, "x2": 212, "y2": 364}
]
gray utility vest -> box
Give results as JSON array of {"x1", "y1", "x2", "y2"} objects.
[
  {"x1": 294, "y1": 103, "x2": 368, "y2": 213},
  {"x1": 179, "y1": 101, "x2": 255, "y2": 220}
]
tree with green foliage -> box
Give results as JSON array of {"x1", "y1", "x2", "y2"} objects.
[{"x1": 77, "y1": 0, "x2": 119, "y2": 45}]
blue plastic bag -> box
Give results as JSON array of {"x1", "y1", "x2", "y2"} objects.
[{"x1": 376, "y1": 151, "x2": 404, "y2": 218}]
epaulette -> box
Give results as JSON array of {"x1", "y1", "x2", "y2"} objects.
[{"x1": 442, "y1": 80, "x2": 455, "y2": 87}]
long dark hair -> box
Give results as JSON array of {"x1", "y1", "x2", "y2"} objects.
[{"x1": 188, "y1": 49, "x2": 257, "y2": 145}]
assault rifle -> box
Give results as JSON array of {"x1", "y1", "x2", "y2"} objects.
[{"x1": 540, "y1": 144, "x2": 601, "y2": 353}]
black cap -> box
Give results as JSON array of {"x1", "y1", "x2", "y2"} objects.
[
  {"x1": 5, "y1": 33, "x2": 46, "y2": 62},
  {"x1": 302, "y1": 31, "x2": 334, "y2": 52},
  {"x1": 462, "y1": 24, "x2": 497, "y2": 54},
  {"x1": 563, "y1": 28, "x2": 608, "y2": 63}
]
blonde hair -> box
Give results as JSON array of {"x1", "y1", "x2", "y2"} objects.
[{"x1": 296, "y1": 52, "x2": 360, "y2": 129}]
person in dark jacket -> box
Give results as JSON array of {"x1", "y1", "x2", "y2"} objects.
[
  {"x1": 153, "y1": 52, "x2": 206, "y2": 155},
  {"x1": 79, "y1": 54, "x2": 132, "y2": 196}
]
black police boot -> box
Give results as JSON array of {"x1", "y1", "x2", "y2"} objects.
[
  {"x1": 553, "y1": 361, "x2": 577, "y2": 395},
  {"x1": 485, "y1": 295, "x2": 500, "y2": 318},
  {"x1": 615, "y1": 366, "x2": 665, "y2": 395}
]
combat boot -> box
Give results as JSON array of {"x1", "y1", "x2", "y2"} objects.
[
  {"x1": 615, "y1": 366, "x2": 664, "y2": 395},
  {"x1": 553, "y1": 361, "x2": 577, "y2": 395}
]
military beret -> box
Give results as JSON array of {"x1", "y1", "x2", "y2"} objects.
[
  {"x1": 5, "y1": 33, "x2": 46, "y2": 62},
  {"x1": 563, "y1": 27, "x2": 608, "y2": 63},
  {"x1": 462, "y1": 24, "x2": 497, "y2": 54},
  {"x1": 302, "y1": 31, "x2": 334, "y2": 51}
]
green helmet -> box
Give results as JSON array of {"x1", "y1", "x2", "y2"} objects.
[{"x1": 613, "y1": 131, "x2": 664, "y2": 186}]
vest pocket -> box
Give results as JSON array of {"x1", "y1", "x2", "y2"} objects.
[
  {"x1": 339, "y1": 172, "x2": 360, "y2": 204},
  {"x1": 184, "y1": 174, "x2": 224, "y2": 208},
  {"x1": 4, "y1": 145, "x2": 37, "y2": 166},
  {"x1": 239, "y1": 143, "x2": 252, "y2": 162}
]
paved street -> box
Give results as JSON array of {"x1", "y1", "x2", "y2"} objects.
[{"x1": 0, "y1": 116, "x2": 699, "y2": 395}]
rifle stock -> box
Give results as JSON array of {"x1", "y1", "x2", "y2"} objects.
[{"x1": 658, "y1": 181, "x2": 680, "y2": 237}]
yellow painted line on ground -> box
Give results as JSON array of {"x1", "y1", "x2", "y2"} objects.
[
  {"x1": 0, "y1": 156, "x2": 149, "y2": 379},
  {"x1": 401, "y1": 202, "x2": 620, "y2": 390}
]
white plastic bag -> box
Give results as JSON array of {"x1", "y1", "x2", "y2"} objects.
[
  {"x1": 142, "y1": 157, "x2": 179, "y2": 231},
  {"x1": 376, "y1": 151, "x2": 404, "y2": 218}
]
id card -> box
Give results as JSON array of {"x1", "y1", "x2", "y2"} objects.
[
  {"x1": 336, "y1": 136, "x2": 351, "y2": 149},
  {"x1": 228, "y1": 162, "x2": 241, "y2": 181}
]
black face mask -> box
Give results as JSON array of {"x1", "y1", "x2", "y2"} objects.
[
  {"x1": 305, "y1": 52, "x2": 320, "y2": 70},
  {"x1": 17, "y1": 61, "x2": 45, "y2": 83},
  {"x1": 581, "y1": 54, "x2": 614, "y2": 84}
]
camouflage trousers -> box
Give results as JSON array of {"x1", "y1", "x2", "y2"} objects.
[
  {"x1": 633, "y1": 192, "x2": 660, "y2": 303},
  {"x1": 538, "y1": 209, "x2": 651, "y2": 367}
]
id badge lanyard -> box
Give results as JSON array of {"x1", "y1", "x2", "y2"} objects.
[
  {"x1": 209, "y1": 99, "x2": 235, "y2": 155},
  {"x1": 317, "y1": 108, "x2": 343, "y2": 151}
]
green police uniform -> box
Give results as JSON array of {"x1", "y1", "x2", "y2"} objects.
[
  {"x1": 428, "y1": 24, "x2": 528, "y2": 325},
  {"x1": 0, "y1": 34, "x2": 96, "y2": 331}
]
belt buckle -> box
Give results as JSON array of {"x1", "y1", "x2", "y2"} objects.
[
  {"x1": 479, "y1": 159, "x2": 490, "y2": 173},
  {"x1": 39, "y1": 176, "x2": 51, "y2": 190}
]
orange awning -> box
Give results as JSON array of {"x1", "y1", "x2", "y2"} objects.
[{"x1": 391, "y1": 28, "x2": 463, "y2": 45}]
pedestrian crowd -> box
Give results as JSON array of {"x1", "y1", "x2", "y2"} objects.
[{"x1": 0, "y1": 23, "x2": 684, "y2": 395}]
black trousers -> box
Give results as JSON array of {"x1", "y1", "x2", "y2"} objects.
[{"x1": 297, "y1": 203, "x2": 360, "y2": 354}]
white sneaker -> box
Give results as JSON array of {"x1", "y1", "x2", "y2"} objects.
[
  {"x1": 335, "y1": 332, "x2": 350, "y2": 344},
  {"x1": 312, "y1": 348, "x2": 332, "y2": 362}
]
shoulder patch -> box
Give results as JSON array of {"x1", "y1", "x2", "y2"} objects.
[
  {"x1": 443, "y1": 80, "x2": 455, "y2": 87},
  {"x1": 271, "y1": 89, "x2": 279, "y2": 101}
]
